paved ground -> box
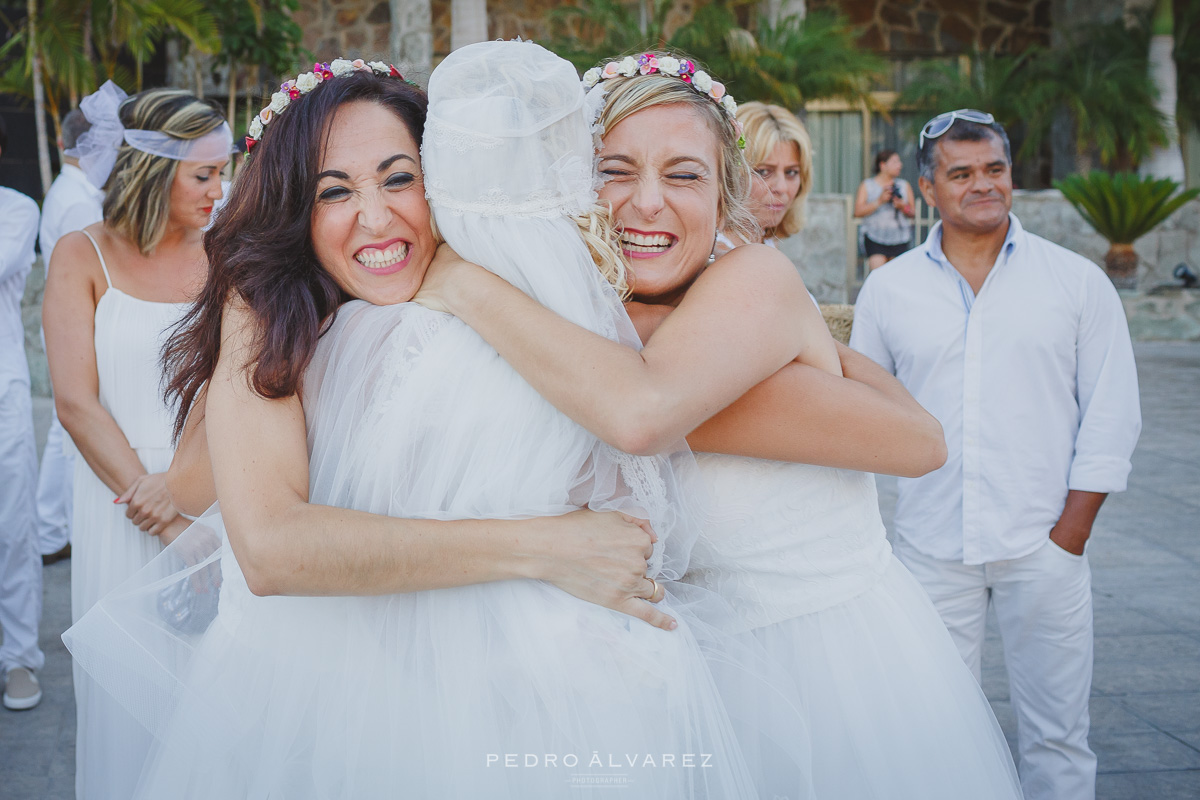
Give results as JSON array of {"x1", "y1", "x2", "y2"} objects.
[{"x1": 2, "y1": 341, "x2": 1198, "y2": 799}]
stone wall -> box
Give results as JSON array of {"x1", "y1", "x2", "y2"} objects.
[{"x1": 809, "y1": 0, "x2": 1050, "y2": 54}]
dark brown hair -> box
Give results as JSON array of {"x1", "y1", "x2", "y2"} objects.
[
  {"x1": 163, "y1": 69, "x2": 428, "y2": 439},
  {"x1": 873, "y1": 149, "x2": 898, "y2": 174}
]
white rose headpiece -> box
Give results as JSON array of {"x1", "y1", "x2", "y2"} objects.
[
  {"x1": 245, "y1": 59, "x2": 413, "y2": 156},
  {"x1": 580, "y1": 52, "x2": 744, "y2": 148}
]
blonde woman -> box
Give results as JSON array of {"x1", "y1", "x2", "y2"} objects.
[
  {"x1": 42, "y1": 81, "x2": 229, "y2": 800},
  {"x1": 714, "y1": 101, "x2": 813, "y2": 256}
]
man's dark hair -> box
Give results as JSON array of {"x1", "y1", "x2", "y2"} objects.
[
  {"x1": 0, "y1": 115, "x2": 7, "y2": 156},
  {"x1": 917, "y1": 118, "x2": 1011, "y2": 183},
  {"x1": 61, "y1": 109, "x2": 91, "y2": 150}
]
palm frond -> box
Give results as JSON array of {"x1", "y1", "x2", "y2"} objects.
[{"x1": 1055, "y1": 170, "x2": 1200, "y2": 243}]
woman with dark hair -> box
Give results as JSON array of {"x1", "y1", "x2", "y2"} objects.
[
  {"x1": 855, "y1": 148, "x2": 916, "y2": 269},
  {"x1": 42, "y1": 81, "x2": 229, "y2": 800},
  {"x1": 65, "y1": 53, "x2": 788, "y2": 798}
]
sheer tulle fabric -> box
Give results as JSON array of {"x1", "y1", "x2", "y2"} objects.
[{"x1": 65, "y1": 41, "x2": 812, "y2": 798}]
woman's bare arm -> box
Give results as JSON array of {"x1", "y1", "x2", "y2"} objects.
[
  {"x1": 686, "y1": 347, "x2": 945, "y2": 477},
  {"x1": 625, "y1": 302, "x2": 944, "y2": 475},
  {"x1": 420, "y1": 243, "x2": 840, "y2": 456},
  {"x1": 44, "y1": 232, "x2": 148, "y2": 496},
  {"x1": 166, "y1": 384, "x2": 216, "y2": 517},
  {"x1": 202, "y1": 302, "x2": 675, "y2": 628}
]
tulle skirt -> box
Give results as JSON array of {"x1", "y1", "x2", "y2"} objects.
[
  {"x1": 70, "y1": 444, "x2": 170, "y2": 800},
  {"x1": 66, "y1": 510, "x2": 811, "y2": 800},
  {"x1": 751, "y1": 556, "x2": 1022, "y2": 800}
]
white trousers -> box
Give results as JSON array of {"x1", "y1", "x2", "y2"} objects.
[
  {"x1": 894, "y1": 536, "x2": 1096, "y2": 800},
  {"x1": 35, "y1": 412, "x2": 74, "y2": 554},
  {"x1": 0, "y1": 378, "x2": 44, "y2": 674}
]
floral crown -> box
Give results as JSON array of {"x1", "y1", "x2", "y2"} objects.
[
  {"x1": 245, "y1": 58, "x2": 410, "y2": 154},
  {"x1": 581, "y1": 54, "x2": 744, "y2": 148}
]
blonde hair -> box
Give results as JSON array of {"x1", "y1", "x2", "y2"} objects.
[
  {"x1": 574, "y1": 206, "x2": 630, "y2": 298},
  {"x1": 103, "y1": 88, "x2": 226, "y2": 254},
  {"x1": 594, "y1": 60, "x2": 759, "y2": 246},
  {"x1": 738, "y1": 101, "x2": 813, "y2": 239}
]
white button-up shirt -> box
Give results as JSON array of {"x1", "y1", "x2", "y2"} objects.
[
  {"x1": 0, "y1": 187, "x2": 40, "y2": 385},
  {"x1": 39, "y1": 163, "x2": 104, "y2": 272},
  {"x1": 850, "y1": 214, "x2": 1141, "y2": 565}
]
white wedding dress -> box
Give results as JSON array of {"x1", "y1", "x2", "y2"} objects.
[
  {"x1": 688, "y1": 454, "x2": 1023, "y2": 799},
  {"x1": 64, "y1": 42, "x2": 809, "y2": 799}
]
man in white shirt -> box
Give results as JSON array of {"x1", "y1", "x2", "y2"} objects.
[
  {"x1": 851, "y1": 110, "x2": 1141, "y2": 800},
  {"x1": 0, "y1": 116, "x2": 46, "y2": 710},
  {"x1": 35, "y1": 109, "x2": 104, "y2": 562}
]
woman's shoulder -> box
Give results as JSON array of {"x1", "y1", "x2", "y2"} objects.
[
  {"x1": 694, "y1": 243, "x2": 809, "y2": 305},
  {"x1": 48, "y1": 227, "x2": 107, "y2": 280}
]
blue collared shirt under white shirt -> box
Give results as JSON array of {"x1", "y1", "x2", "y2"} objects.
[{"x1": 850, "y1": 213, "x2": 1141, "y2": 565}]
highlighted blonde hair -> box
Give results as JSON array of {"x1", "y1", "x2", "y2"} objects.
[
  {"x1": 593, "y1": 56, "x2": 759, "y2": 246},
  {"x1": 103, "y1": 89, "x2": 226, "y2": 254},
  {"x1": 738, "y1": 101, "x2": 813, "y2": 239}
]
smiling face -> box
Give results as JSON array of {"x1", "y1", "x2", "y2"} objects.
[
  {"x1": 749, "y1": 140, "x2": 803, "y2": 233},
  {"x1": 309, "y1": 101, "x2": 435, "y2": 305},
  {"x1": 168, "y1": 157, "x2": 228, "y2": 230},
  {"x1": 918, "y1": 135, "x2": 1012, "y2": 236},
  {"x1": 598, "y1": 104, "x2": 722, "y2": 304}
]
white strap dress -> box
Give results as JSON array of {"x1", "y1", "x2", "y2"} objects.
[{"x1": 70, "y1": 229, "x2": 188, "y2": 800}]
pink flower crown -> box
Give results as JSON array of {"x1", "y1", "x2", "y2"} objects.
[
  {"x1": 582, "y1": 54, "x2": 744, "y2": 148},
  {"x1": 245, "y1": 59, "x2": 409, "y2": 154}
]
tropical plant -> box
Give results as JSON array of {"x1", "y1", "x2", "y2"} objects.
[
  {"x1": 545, "y1": 0, "x2": 672, "y2": 72},
  {"x1": 670, "y1": 3, "x2": 883, "y2": 108},
  {"x1": 1054, "y1": 170, "x2": 1200, "y2": 288},
  {"x1": 545, "y1": 0, "x2": 882, "y2": 108},
  {"x1": 898, "y1": 50, "x2": 1037, "y2": 156},
  {"x1": 207, "y1": 0, "x2": 306, "y2": 136},
  {"x1": 1026, "y1": 21, "x2": 1167, "y2": 172},
  {"x1": 1173, "y1": 0, "x2": 1200, "y2": 132}
]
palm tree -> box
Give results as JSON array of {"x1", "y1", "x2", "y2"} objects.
[
  {"x1": 28, "y1": 0, "x2": 52, "y2": 194},
  {"x1": 898, "y1": 50, "x2": 1037, "y2": 155},
  {"x1": 1026, "y1": 21, "x2": 1167, "y2": 173},
  {"x1": 1141, "y1": 0, "x2": 1185, "y2": 180},
  {"x1": 451, "y1": 0, "x2": 487, "y2": 51},
  {"x1": 389, "y1": 0, "x2": 432, "y2": 77},
  {"x1": 547, "y1": 0, "x2": 881, "y2": 108},
  {"x1": 1055, "y1": 170, "x2": 1200, "y2": 289}
]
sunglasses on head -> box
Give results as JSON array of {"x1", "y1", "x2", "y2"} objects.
[{"x1": 919, "y1": 109, "x2": 996, "y2": 149}]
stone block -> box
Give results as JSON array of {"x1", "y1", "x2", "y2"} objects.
[
  {"x1": 368, "y1": 1, "x2": 389, "y2": 23},
  {"x1": 880, "y1": 4, "x2": 913, "y2": 26},
  {"x1": 841, "y1": 0, "x2": 877, "y2": 25},
  {"x1": 985, "y1": 0, "x2": 1030, "y2": 25},
  {"x1": 1090, "y1": 730, "x2": 1200, "y2": 773},
  {"x1": 778, "y1": 195, "x2": 853, "y2": 303},
  {"x1": 336, "y1": 8, "x2": 360, "y2": 26},
  {"x1": 940, "y1": 13, "x2": 978, "y2": 50},
  {"x1": 1117, "y1": 692, "x2": 1200, "y2": 734}
]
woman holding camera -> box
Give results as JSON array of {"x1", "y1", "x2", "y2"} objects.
[{"x1": 855, "y1": 149, "x2": 915, "y2": 270}]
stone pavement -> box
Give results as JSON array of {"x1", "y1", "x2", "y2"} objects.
[{"x1": 2, "y1": 342, "x2": 1198, "y2": 799}]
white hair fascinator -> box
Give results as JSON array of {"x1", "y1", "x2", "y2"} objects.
[{"x1": 66, "y1": 80, "x2": 233, "y2": 189}]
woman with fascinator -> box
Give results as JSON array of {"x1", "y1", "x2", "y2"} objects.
[
  {"x1": 41, "y1": 82, "x2": 230, "y2": 800},
  {"x1": 65, "y1": 48, "x2": 814, "y2": 798},
  {"x1": 417, "y1": 52, "x2": 1024, "y2": 798}
]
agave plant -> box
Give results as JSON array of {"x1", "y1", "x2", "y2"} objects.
[{"x1": 1054, "y1": 171, "x2": 1200, "y2": 289}]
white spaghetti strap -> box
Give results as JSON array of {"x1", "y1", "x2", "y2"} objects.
[{"x1": 81, "y1": 229, "x2": 113, "y2": 289}]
